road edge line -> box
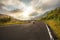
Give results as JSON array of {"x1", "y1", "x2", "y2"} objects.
[{"x1": 46, "y1": 24, "x2": 54, "y2": 40}]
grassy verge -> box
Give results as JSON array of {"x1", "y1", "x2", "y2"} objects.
[
  {"x1": 0, "y1": 21, "x2": 28, "y2": 26},
  {"x1": 40, "y1": 7, "x2": 60, "y2": 40},
  {"x1": 45, "y1": 20, "x2": 60, "y2": 40}
]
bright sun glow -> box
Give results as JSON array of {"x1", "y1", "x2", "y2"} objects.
[
  {"x1": 22, "y1": 6, "x2": 35, "y2": 17},
  {"x1": 17, "y1": 6, "x2": 36, "y2": 20}
]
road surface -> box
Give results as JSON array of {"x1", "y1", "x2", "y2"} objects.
[{"x1": 0, "y1": 21, "x2": 53, "y2": 40}]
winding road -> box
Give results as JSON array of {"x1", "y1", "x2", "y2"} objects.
[{"x1": 0, "y1": 21, "x2": 54, "y2": 40}]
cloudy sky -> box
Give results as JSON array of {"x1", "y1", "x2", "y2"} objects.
[{"x1": 0, "y1": 0, "x2": 60, "y2": 20}]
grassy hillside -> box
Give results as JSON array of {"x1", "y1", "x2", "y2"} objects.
[
  {"x1": 0, "y1": 14, "x2": 28, "y2": 26},
  {"x1": 41, "y1": 7, "x2": 60, "y2": 40}
]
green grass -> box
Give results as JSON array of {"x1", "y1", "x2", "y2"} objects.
[
  {"x1": 40, "y1": 7, "x2": 60, "y2": 40},
  {"x1": 45, "y1": 20, "x2": 60, "y2": 40},
  {"x1": 0, "y1": 20, "x2": 28, "y2": 26},
  {"x1": 0, "y1": 15, "x2": 28, "y2": 26}
]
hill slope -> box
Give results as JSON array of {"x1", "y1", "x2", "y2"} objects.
[
  {"x1": 0, "y1": 14, "x2": 28, "y2": 26},
  {"x1": 41, "y1": 7, "x2": 60, "y2": 40}
]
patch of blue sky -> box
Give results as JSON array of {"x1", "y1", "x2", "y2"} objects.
[
  {"x1": 5, "y1": 5, "x2": 18, "y2": 11},
  {"x1": 20, "y1": 0, "x2": 32, "y2": 5}
]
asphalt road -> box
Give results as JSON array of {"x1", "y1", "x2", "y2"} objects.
[{"x1": 0, "y1": 21, "x2": 53, "y2": 40}]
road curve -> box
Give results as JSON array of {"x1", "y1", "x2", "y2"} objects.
[{"x1": 0, "y1": 21, "x2": 52, "y2": 40}]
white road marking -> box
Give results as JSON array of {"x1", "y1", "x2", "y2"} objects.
[{"x1": 46, "y1": 25, "x2": 54, "y2": 40}]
